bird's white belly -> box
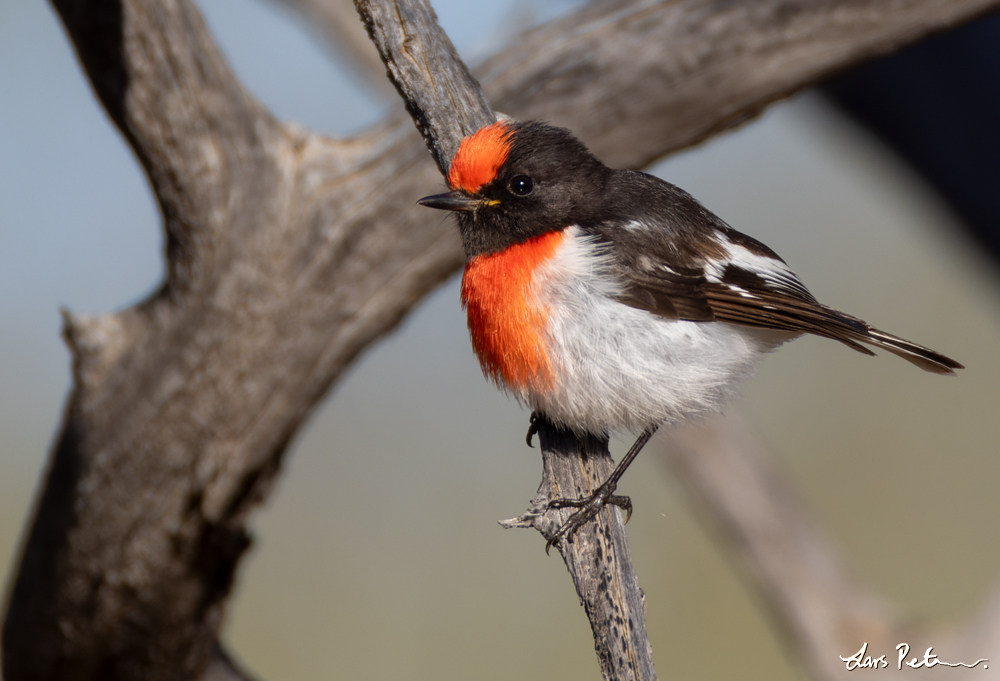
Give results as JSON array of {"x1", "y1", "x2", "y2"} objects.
[{"x1": 523, "y1": 228, "x2": 793, "y2": 434}]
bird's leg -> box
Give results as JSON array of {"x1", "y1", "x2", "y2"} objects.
[{"x1": 545, "y1": 425, "x2": 659, "y2": 553}]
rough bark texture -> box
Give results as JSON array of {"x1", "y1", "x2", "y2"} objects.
[
  {"x1": 4, "y1": 0, "x2": 1000, "y2": 679},
  {"x1": 354, "y1": 0, "x2": 496, "y2": 170},
  {"x1": 500, "y1": 420, "x2": 656, "y2": 681}
]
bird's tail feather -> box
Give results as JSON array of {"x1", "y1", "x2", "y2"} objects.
[{"x1": 857, "y1": 327, "x2": 963, "y2": 376}]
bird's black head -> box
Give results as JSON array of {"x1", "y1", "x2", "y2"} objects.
[{"x1": 418, "y1": 120, "x2": 611, "y2": 257}]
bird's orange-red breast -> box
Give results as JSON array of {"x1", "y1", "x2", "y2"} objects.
[{"x1": 461, "y1": 230, "x2": 564, "y2": 393}]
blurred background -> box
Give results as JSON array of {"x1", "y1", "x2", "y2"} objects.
[{"x1": 2, "y1": 1, "x2": 999, "y2": 679}]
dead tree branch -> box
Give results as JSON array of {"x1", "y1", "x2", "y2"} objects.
[
  {"x1": 3, "y1": 0, "x2": 999, "y2": 679},
  {"x1": 500, "y1": 421, "x2": 657, "y2": 681},
  {"x1": 353, "y1": 0, "x2": 494, "y2": 168}
]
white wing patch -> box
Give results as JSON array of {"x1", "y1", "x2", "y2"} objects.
[{"x1": 706, "y1": 234, "x2": 811, "y2": 298}]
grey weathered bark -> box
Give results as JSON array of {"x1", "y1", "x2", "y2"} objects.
[
  {"x1": 353, "y1": 0, "x2": 495, "y2": 166},
  {"x1": 500, "y1": 421, "x2": 657, "y2": 681},
  {"x1": 4, "y1": 0, "x2": 1000, "y2": 679}
]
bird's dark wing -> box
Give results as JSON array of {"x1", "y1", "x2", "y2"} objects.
[
  {"x1": 591, "y1": 213, "x2": 963, "y2": 375},
  {"x1": 612, "y1": 259, "x2": 716, "y2": 322}
]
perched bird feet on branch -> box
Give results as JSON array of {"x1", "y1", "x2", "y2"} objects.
[{"x1": 545, "y1": 486, "x2": 633, "y2": 554}]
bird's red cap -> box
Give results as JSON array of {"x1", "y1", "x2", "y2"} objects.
[{"x1": 448, "y1": 121, "x2": 513, "y2": 193}]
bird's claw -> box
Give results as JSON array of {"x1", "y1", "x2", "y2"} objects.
[
  {"x1": 525, "y1": 412, "x2": 540, "y2": 448},
  {"x1": 543, "y1": 490, "x2": 632, "y2": 554}
]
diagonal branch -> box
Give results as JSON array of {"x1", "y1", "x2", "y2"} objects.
[
  {"x1": 500, "y1": 421, "x2": 657, "y2": 681},
  {"x1": 354, "y1": 0, "x2": 495, "y2": 169}
]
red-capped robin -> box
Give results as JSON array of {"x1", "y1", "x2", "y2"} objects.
[{"x1": 418, "y1": 120, "x2": 962, "y2": 550}]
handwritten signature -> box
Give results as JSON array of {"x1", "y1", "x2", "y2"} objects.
[{"x1": 841, "y1": 642, "x2": 988, "y2": 670}]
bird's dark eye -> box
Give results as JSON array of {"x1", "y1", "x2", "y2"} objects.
[{"x1": 508, "y1": 175, "x2": 534, "y2": 196}]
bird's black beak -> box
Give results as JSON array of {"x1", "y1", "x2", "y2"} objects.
[{"x1": 417, "y1": 189, "x2": 482, "y2": 212}]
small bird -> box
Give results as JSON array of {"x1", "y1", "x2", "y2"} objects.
[{"x1": 418, "y1": 120, "x2": 962, "y2": 549}]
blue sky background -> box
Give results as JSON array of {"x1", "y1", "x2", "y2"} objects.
[{"x1": 3, "y1": 1, "x2": 1000, "y2": 678}]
